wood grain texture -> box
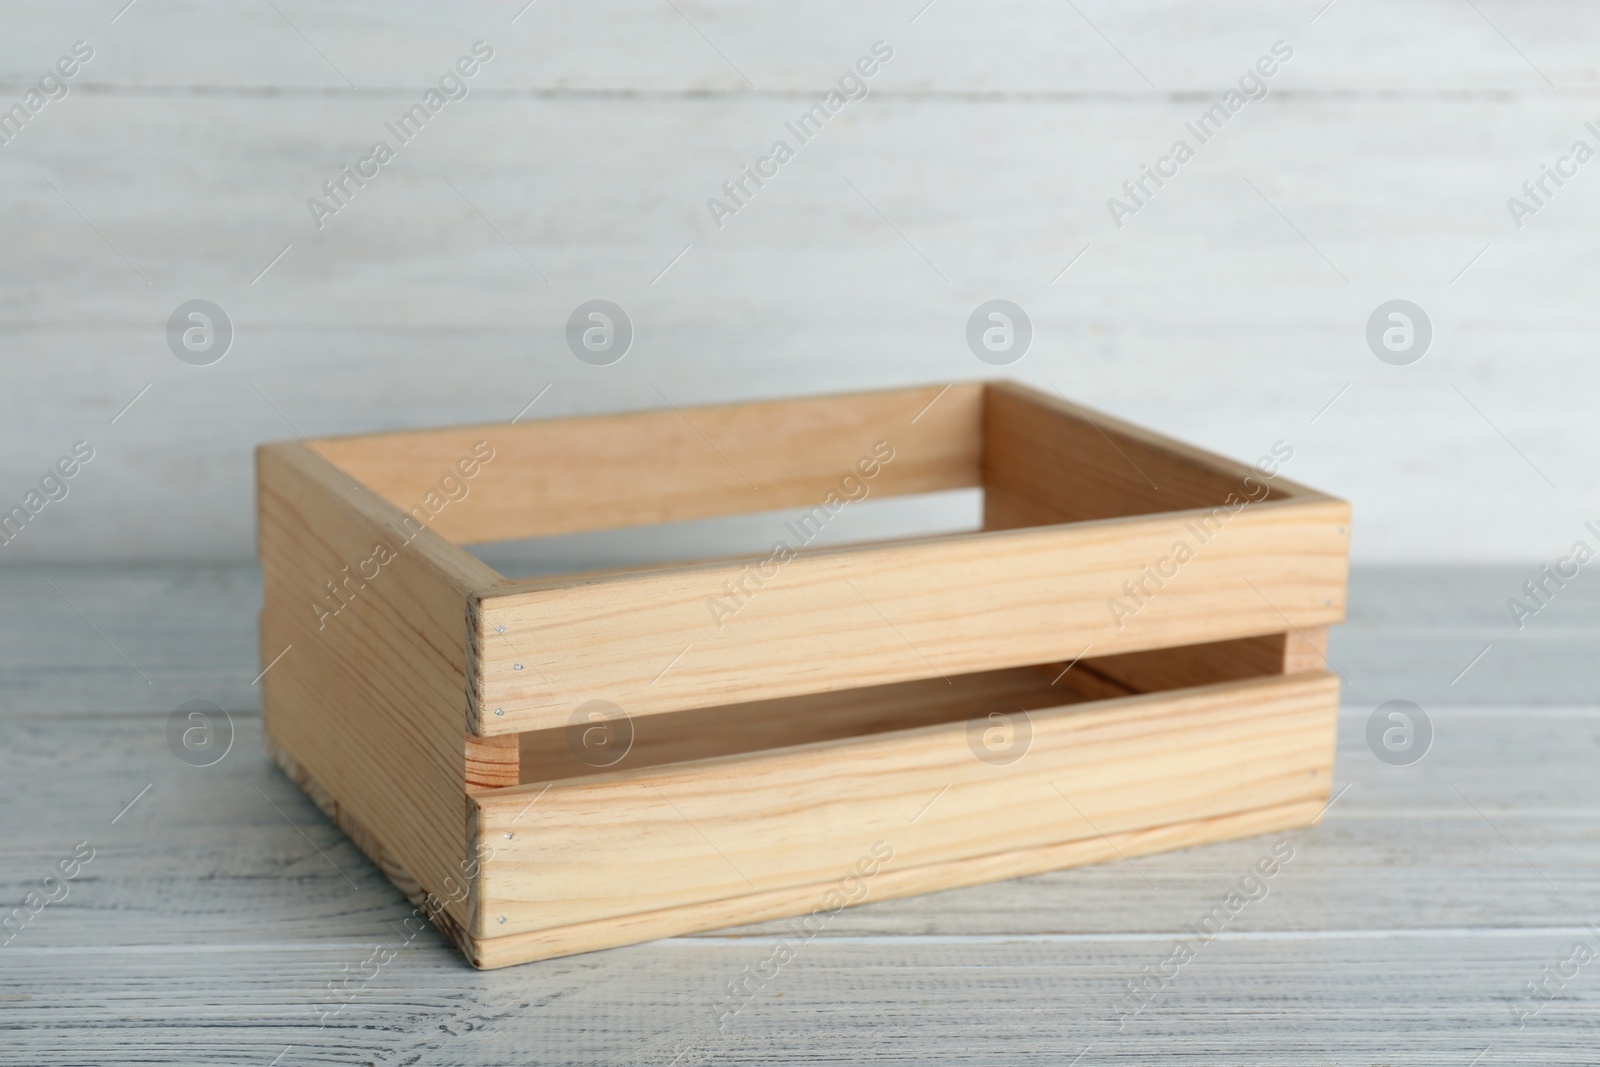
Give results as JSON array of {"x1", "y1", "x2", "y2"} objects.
[
  {"x1": 261, "y1": 380, "x2": 1349, "y2": 966},
  {"x1": 508, "y1": 644, "x2": 1309, "y2": 788},
  {"x1": 473, "y1": 497, "x2": 1349, "y2": 732},
  {"x1": 256, "y1": 441, "x2": 504, "y2": 930},
  {"x1": 515, "y1": 662, "x2": 1084, "y2": 785},
  {"x1": 263, "y1": 731, "x2": 478, "y2": 960},
  {"x1": 265, "y1": 379, "x2": 1350, "y2": 966},
  {"x1": 1081, "y1": 628, "x2": 1329, "y2": 694},
  {"x1": 469, "y1": 799, "x2": 1326, "y2": 970},
  {"x1": 472, "y1": 673, "x2": 1338, "y2": 949},
  {"x1": 981, "y1": 380, "x2": 1315, "y2": 530},
  {"x1": 310, "y1": 382, "x2": 981, "y2": 544}
]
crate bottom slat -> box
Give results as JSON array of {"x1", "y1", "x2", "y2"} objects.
[
  {"x1": 269, "y1": 669, "x2": 1335, "y2": 969},
  {"x1": 472, "y1": 797, "x2": 1324, "y2": 968},
  {"x1": 268, "y1": 731, "x2": 1324, "y2": 969}
]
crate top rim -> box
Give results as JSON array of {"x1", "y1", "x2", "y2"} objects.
[
  {"x1": 260, "y1": 379, "x2": 1328, "y2": 494},
  {"x1": 467, "y1": 494, "x2": 1345, "y2": 602},
  {"x1": 254, "y1": 378, "x2": 1347, "y2": 601}
]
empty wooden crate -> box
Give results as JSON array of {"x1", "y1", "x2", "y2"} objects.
[{"x1": 256, "y1": 380, "x2": 1349, "y2": 968}]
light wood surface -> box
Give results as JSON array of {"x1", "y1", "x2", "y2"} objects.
[
  {"x1": 471, "y1": 800, "x2": 1327, "y2": 971},
  {"x1": 1083, "y1": 628, "x2": 1330, "y2": 694},
  {"x1": 474, "y1": 497, "x2": 1348, "y2": 732},
  {"x1": 0, "y1": 563, "x2": 1593, "y2": 1062},
  {"x1": 507, "y1": 631, "x2": 1323, "y2": 786},
  {"x1": 981, "y1": 380, "x2": 1309, "y2": 530},
  {"x1": 474, "y1": 672, "x2": 1337, "y2": 952},
  {"x1": 310, "y1": 382, "x2": 982, "y2": 544},
  {"x1": 460, "y1": 380, "x2": 1348, "y2": 735},
  {"x1": 514, "y1": 662, "x2": 1091, "y2": 784},
  {"x1": 256, "y1": 441, "x2": 509, "y2": 931},
  {"x1": 259, "y1": 380, "x2": 1349, "y2": 966}
]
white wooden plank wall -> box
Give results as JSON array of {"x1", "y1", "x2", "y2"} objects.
[{"x1": 1, "y1": 1, "x2": 1597, "y2": 563}]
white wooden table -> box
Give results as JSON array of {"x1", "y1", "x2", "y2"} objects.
[{"x1": 2, "y1": 563, "x2": 1594, "y2": 1064}]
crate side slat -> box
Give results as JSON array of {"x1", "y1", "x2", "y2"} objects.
[
  {"x1": 516, "y1": 662, "x2": 1082, "y2": 786},
  {"x1": 473, "y1": 498, "x2": 1349, "y2": 734},
  {"x1": 306, "y1": 382, "x2": 983, "y2": 545},
  {"x1": 472, "y1": 672, "x2": 1338, "y2": 941},
  {"x1": 510, "y1": 631, "x2": 1325, "y2": 787},
  {"x1": 256, "y1": 442, "x2": 510, "y2": 928},
  {"x1": 463, "y1": 795, "x2": 1324, "y2": 968},
  {"x1": 983, "y1": 380, "x2": 1334, "y2": 533},
  {"x1": 1081, "y1": 627, "x2": 1328, "y2": 692}
]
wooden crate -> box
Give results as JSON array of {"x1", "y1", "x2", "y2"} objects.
[{"x1": 256, "y1": 380, "x2": 1349, "y2": 968}]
